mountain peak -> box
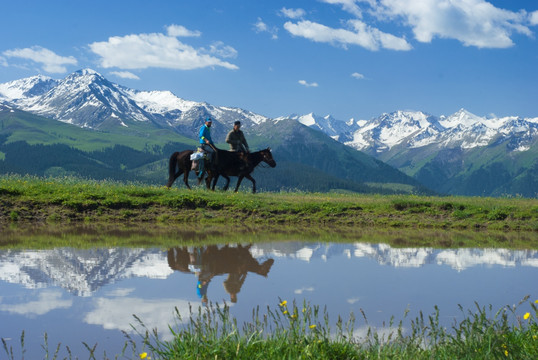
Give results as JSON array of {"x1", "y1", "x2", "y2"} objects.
[
  {"x1": 74, "y1": 68, "x2": 101, "y2": 76},
  {"x1": 0, "y1": 74, "x2": 56, "y2": 100}
]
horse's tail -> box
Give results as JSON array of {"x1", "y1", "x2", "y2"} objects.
[{"x1": 166, "y1": 152, "x2": 180, "y2": 187}]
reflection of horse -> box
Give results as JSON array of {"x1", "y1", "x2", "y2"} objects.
[
  {"x1": 167, "y1": 245, "x2": 275, "y2": 303},
  {"x1": 166, "y1": 148, "x2": 276, "y2": 193}
]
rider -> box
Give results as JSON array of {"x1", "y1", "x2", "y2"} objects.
[
  {"x1": 198, "y1": 117, "x2": 216, "y2": 180},
  {"x1": 225, "y1": 121, "x2": 249, "y2": 153},
  {"x1": 226, "y1": 120, "x2": 250, "y2": 171}
]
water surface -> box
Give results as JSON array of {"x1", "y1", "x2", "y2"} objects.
[{"x1": 1, "y1": 241, "x2": 537, "y2": 358}]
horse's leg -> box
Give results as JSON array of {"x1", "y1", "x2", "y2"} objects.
[
  {"x1": 234, "y1": 175, "x2": 245, "y2": 192},
  {"x1": 244, "y1": 174, "x2": 256, "y2": 193},
  {"x1": 206, "y1": 172, "x2": 214, "y2": 190},
  {"x1": 166, "y1": 154, "x2": 179, "y2": 188},
  {"x1": 221, "y1": 175, "x2": 230, "y2": 191},
  {"x1": 183, "y1": 169, "x2": 191, "y2": 190}
]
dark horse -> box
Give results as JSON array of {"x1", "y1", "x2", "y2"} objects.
[{"x1": 166, "y1": 148, "x2": 276, "y2": 193}]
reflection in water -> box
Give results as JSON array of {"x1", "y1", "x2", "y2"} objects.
[
  {"x1": 168, "y1": 245, "x2": 275, "y2": 303},
  {"x1": 0, "y1": 241, "x2": 537, "y2": 359}
]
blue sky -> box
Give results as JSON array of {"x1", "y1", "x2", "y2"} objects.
[{"x1": 1, "y1": 0, "x2": 537, "y2": 121}]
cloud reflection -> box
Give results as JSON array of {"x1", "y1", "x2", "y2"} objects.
[
  {"x1": 0, "y1": 290, "x2": 72, "y2": 317},
  {"x1": 84, "y1": 297, "x2": 201, "y2": 340}
]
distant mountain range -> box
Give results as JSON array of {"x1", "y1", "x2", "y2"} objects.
[
  {"x1": 1, "y1": 69, "x2": 537, "y2": 196},
  {"x1": 284, "y1": 110, "x2": 538, "y2": 196}
]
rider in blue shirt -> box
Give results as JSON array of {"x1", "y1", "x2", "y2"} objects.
[{"x1": 198, "y1": 117, "x2": 216, "y2": 180}]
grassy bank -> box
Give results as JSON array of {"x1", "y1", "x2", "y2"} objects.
[{"x1": 1, "y1": 175, "x2": 538, "y2": 233}]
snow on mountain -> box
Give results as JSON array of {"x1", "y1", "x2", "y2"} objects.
[
  {"x1": 1, "y1": 69, "x2": 536, "y2": 155},
  {"x1": 0, "y1": 75, "x2": 57, "y2": 100},
  {"x1": 11, "y1": 69, "x2": 151, "y2": 128},
  {"x1": 0, "y1": 69, "x2": 273, "y2": 132},
  {"x1": 122, "y1": 88, "x2": 198, "y2": 114},
  {"x1": 277, "y1": 113, "x2": 357, "y2": 141},
  {"x1": 288, "y1": 107, "x2": 537, "y2": 154}
]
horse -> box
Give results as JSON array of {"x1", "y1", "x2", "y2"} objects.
[
  {"x1": 166, "y1": 149, "x2": 200, "y2": 189},
  {"x1": 166, "y1": 148, "x2": 276, "y2": 193},
  {"x1": 206, "y1": 148, "x2": 276, "y2": 193}
]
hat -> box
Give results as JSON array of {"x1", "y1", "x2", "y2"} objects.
[
  {"x1": 234, "y1": 121, "x2": 241, "y2": 126},
  {"x1": 205, "y1": 117, "x2": 212, "y2": 122}
]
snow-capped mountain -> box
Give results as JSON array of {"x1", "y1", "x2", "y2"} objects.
[
  {"x1": 0, "y1": 69, "x2": 273, "y2": 136},
  {"x1": 0, "y1": 74, "x2": 57, "y2": 100},
  {"x1": 2, "y1": 69, "x2": 535, "y2": 154},
  {"x1": 276, "y1": 113, "x2": 358, "y2": 142},
  {"x1": 288, "y1": 108, "x2": 538, "y2": 155}
]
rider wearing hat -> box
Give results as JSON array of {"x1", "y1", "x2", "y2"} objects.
[{"x1": 226, "y1": 121, "x2": 249, "y2": 153}]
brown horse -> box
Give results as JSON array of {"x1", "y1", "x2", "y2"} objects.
[
  {"x1": 166, "y1": 148, "x2": 276, "y2": 193},
  {"x1": 206, "y1": 148, "x2": 276, "y2": 193}
]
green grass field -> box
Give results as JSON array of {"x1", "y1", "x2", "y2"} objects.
[
  {"x1": 1, "y1": 174, "x2": 537, "y2": 230},
  {"x1": 1, "y1": 174, "x2": 538, "y2": 249}
]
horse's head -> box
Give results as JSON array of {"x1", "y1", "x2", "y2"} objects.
[{"x1": 260, "y1": 148, "x2": 276, "y2": 168}]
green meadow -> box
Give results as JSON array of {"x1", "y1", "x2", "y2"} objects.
[{"x1": 1, "y1": 174, "x2": 538, "y2": 235}]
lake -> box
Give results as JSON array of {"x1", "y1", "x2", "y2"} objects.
[{"x1": 1, "y1": 240, "x2": 537, "y2": 358}]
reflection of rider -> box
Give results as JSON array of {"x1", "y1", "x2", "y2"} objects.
[
  {"x1": 166, "y1": 244, "x2": 275, "y2": 304},
  {"x1": 198, "y1": 117, "x2": 216, "y2": 180}
]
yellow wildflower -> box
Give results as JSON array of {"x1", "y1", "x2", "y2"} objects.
[
  {"x1": 309, "y1": 324, "x2": 316, "y2": 329},
  {"x1": 280, "y1": 300, "x2": 287, "y2": 307},
  {"x1": 283, "y1": 310, "x2": 288, "y2": 314},
  {"x1": 291, "y1": 314, "x2": 297, "y2": 319},
  {"x1": 140, "y1": 353, "x2": 148, "y2": 359},
  {"x1": 504, "y1": 350, "x2": 508, "y2": 357},
  {"x1": 524, "y1": 312, "x2": 530, "y2": 320},
  {"x1": 535, "y1": 299, "x2": 538, "y2": 304}
]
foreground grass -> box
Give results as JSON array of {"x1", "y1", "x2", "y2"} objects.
[
  {"x1": 1, "y1": 175, "x2": 538, "y2": 233},
  {"x1": 136, "y1": 298, "x2": 538, "y2": 359},
  {"x1": 4, "y1": 299, "x2": 537, "y2": 359}
]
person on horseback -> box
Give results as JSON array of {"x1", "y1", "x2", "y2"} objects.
[
  {"x1": 198, "y1": 117, "x2": 216, "y2": 181},
  {"x1": 226, "y1": 120, "x2": 250, "y2": 172},
  {"x1": 226, "y1": 121, "x2": 249, "y2": 153}
]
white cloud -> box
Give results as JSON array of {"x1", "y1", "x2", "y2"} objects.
[
  {"x1": 89, "y1": 31, "x2": 238, "y2": 71},
  {"x1": 255, "y1": 18, "x2": 268, "y2": 32},
  {"x1": 284, "y1": 20, "x2": 411, "y2": 51},
  {"x1": 207, "y1": 41, "x2": 238, "y2": 59},
  {"x1": 352, "y1": 72, "x2": 365, "y2": 79},
  {"x1": 254, "y1": 18, "x2": 278, "y2": 39},
  {"x1": 295, "y1": 0, "x2": 536, "y2": 50},
  {"x1": 110, "y1": 71, "x2": 140, "y2": 80},
  {"x1": 166, "y1": 24, "x2": 201, "y2": 37},
  {"x1": 530, "y1": 10, "x2": 538, "y2": 26},
  {"x1": 298, "y1": 79, "x2": 319, "y2": 87},
  {"x1": 2, "y1": 46, "x2": 77, "y2": 73},
  {"x1": 280, "y1": 7, "x2": 306, "y2": 19},
  {"x1": 0, "y1": 56, "x2": 7, "y2": 67},
  {"x1": 0, "y1": 290, "x2": 72, "y2": 317},
  {"x1": 321, "y1": 0, "x2": 364, "y2": 17},
  {"x1": 368, "y1": 0, "x2": 534, "y2": 48}
]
